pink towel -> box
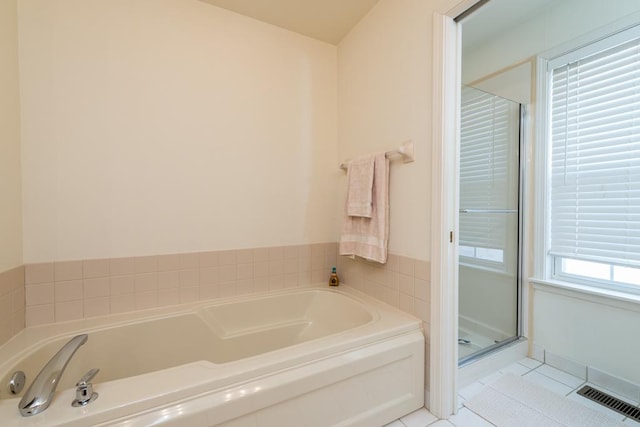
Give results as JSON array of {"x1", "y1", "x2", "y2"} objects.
[
  {"x1": 346, "y1": 155, "x2": 375, "y2": 217},
  {"x1": 339, "y1": 153, "x2": 389, "y2": 264}
]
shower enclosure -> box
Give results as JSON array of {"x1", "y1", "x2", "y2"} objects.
[{"x1": 458, "y1": 85, "x2": 521, "y2": 363}]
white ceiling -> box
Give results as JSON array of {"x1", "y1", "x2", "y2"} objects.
[
  {"x1": 199, "y1": 0, "x2": 380, "y2": 45},
  {"x1": 462, "y1": 0, "x2": 556, "y2": 51}
]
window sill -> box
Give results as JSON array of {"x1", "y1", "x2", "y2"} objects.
[{"x1": 529, "y1": 278, "x2": 640, "y2": 312}]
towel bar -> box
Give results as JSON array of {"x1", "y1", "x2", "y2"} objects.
[{"x1": 339, "y1": 140, "x2": 414, "y2": 170}]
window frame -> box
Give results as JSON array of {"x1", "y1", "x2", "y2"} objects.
[{"x1": 536, "y1": 24, "x2": 640, "y2": 296}]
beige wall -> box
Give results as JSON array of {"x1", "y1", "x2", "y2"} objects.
[
  {"x1": 0, "y1": 0, "x2": 23, "y2": 272},
  {"x1": 19, "y1": 0, "x2": 339, "y2": 263},
  {"x1": 337, "y1": 0, "x2": 434, "y2": 262}
]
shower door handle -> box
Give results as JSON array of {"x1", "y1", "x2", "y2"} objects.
[{"x1": 459, "y1": 209, "x2": 517, "y2": 214}]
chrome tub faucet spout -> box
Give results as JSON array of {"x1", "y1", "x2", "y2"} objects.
[{"x1": 19, "y1": 334, "x2": 88, "y2": 417}]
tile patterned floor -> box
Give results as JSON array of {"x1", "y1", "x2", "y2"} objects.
[{"x1": 385, "y1": 358, "x2": 640, "y2": 426}]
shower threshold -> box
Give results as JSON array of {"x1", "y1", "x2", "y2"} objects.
[{"x1": 458, "y1": 335, "x2": 522, "y2": 367}]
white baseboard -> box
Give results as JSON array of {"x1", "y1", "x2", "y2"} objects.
[{"x1": 541, "y1": 347, "x2": 640, "y2": 402}]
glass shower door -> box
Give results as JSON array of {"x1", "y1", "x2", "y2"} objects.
[{"x1": 458, "y1": 86, "x2": 521, "y2": 363}]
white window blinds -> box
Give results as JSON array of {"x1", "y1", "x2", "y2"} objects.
[
  {"x1": 549, "y1": 36, "x2": 640, "y2": 268},
  {"x1": 460, "y1": 86, "x2": 520, "y2": 259}
]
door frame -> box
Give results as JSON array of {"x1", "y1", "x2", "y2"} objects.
[{"x1": 430, "y1": 0, "x2": 485, "y2": 418}]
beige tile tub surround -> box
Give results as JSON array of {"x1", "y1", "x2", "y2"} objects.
[
  {"x1": 24, "y1": 243, "x2": 338, "y2": 326},
  {"x1": 337, "y1": 254, "x2": 430, "y2": 322},
  {"x1": 0, "y1": 266, "x2": 25, "y2": 345}
]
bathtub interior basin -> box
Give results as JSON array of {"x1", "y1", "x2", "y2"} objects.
[{"x1": 0, "y1": 288, "x2": 374, "y2": 399}]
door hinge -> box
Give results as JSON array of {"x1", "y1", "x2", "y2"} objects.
[{"x1": 450, "y1": 231, "x2": 454, "y2": 243}]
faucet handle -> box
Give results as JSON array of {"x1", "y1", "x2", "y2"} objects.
[
  {"x1": 76, "y1": 368, "x2": 99, "y2": 386},
  {"x1": 72, "y1": 368, "x2": 99, "y2": 407}
]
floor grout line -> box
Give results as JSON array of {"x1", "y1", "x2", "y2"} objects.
[{"x1": 390, "y1": 360, "x2": 637, "y2": 427}]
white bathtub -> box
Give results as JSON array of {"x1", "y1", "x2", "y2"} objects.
[{"x1": 0, "y1": 286, "x2": 424, "y2": 426}]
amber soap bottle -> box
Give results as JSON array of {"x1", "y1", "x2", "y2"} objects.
[{"x1": 329, "y1": 267, "x2": 340, "y2": 286}]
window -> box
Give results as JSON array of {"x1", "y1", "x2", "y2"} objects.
[
  {"x1": 546, "y1": 27, "x2": 640, "y2": 292},
  {"x1": 460, "y1": 86, "x2": 520, "y2": 270}
]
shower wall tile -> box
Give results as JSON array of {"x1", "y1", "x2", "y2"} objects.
[
  {"x1": 311, "y1": 269, "x2": 325, "y2": 283},
  {"x1": 135, "y1": 291, "x2": 158, "y2": 310},
  {"x1": 199, "y1": 285, "x2": 218, "y2": 300},
  {"x1": 254, "y1": 262, "x2": 269, "y2": 278},
  {"x1": 54, "y1": 261, "x2": 83, "y2": 281},
  {"x1": 0, "y1": 274, "x2": 10, "y2": 298},
  {"x1": 54, "y1": 280, "x2": 83, "y2": 302},
  {"x1": 109, "y1": 257, "x2": 135, "y2": 276},
  {"x1": 110, "y1": 275, "x2": 134, "y2": 295},
  {"x1": 269, "y1": 246, "x2": 284, "y2": 261},
  {"x1": 298, "y1": 255, "x2": 311, "y2": 273},
  {"x1": 237, "y1": 249, "x2": 253, "y2": 264},
  {"x1": 55, "y1": 300, "x2": 83, "y2": 322},
  {"x1": 386, "y1": 254, "x2": 399, "y2": 272},
  {"x1": 237, "y1": 264, "x2": 253, "y2": 280},
  {"x1": 83, "y1": 259, "x2": 110, "y2": 278},
  {"x1": 84, "y1": 297, "x2": 110, "y2": 318},
  {"x1": 200, "y1": 267, "x2": 220, "y2": 285},
  {"x1": 110, "y1": 294, "x2": 134, "y2": 314},
  {"x1": 284, "y1": 246, "x2": 298, "y2": 259},
  {"x1": 179, "y1": 253, "x2": 199, "y2": 270},
  {"x1": 269, "y1": 259, "x2": 284, "y2": 276},
  {"x1": 134, "y1": 273, "x2": 158, "y2": 293},
  {"x1": 284, "y1": 258, "x2": 297, "y2": 275},
  {"x1": 297, "y1": 270, "x2": 311, "y2": 286},
  {"x1": 399, "y1": 256, "x2": 415, "y2": 277},
  {"x1": 158, "y1": 288, "x2": 180, "y2": 306},
  {"x1": 23, "y1": 244, "x2": 338, "y2": 326},
  {"x1": 219, "y1": 250, "x2": 237, "y2": 266},
  {"x1": 415, "y1": 278, "x2": 430, "y2": 302},
  {"x1": 0, "y1": 266, "x2": 25, "y2": 344},
  {"x1": 198, "y1": 251, "x2": 219, "y2": 269},
  {"x1": 284, "y1": 274, "x2": 298, "y2": 288},
  {"x1": 179, "y1": 269, "x2": 200, "y2": 287},
  {"x1": 253, "y1": 248, "x2": 269, "y2": 263},
  {"x1": 26, "y1": 303, "x2": 54, "y2": 327},
  {"x1": 337, "y1": 253, "x2": 431, "y2": 323},
  {"x1": 158, "y1": 271, "x2": 179, "y2": 289},
  {"x1": 219, "y1": 282, "x2": 237, "y2": 298},
  {"x1": 157, "y1": 254, "x2": 181, "y2": 272},
  {"x1": 237, "y1": 279, "x2": 253, "y2": 295},
  {"x1": 399, "y1": 292, "x2": 414, "y2": 315},
  {"x1": 25, "y1": 263, "x2": 53, "y2": 284},
  {"x1": 220, "y1": 265, "x2": 237, "y2": 282},
  {"x1": 26, "y1": 283, "x2": 54, "y2": 306},
  {"x1": 134, "y1": 256, "x2": 158, "y2": 274},
  {"x1": 269, "y1": 275, "x2": 286, "y2": 290},
  {"x1": 400, "y1": 274, "x2": 414, "y2": 296},
  {"x1": 297, "y1": 245, "x2": 311, "y2": 258},
  {"x1": 415, "y1": 298, "x2": 430, "y2": 321},
  {"x1": 254, "y1": 277, "x2": 269, "y2": 293},
  {"x1": 415, "y1": 260, "x2": 430, "y2": 281},
  {"x1": 180, "y1": 287, "x2": 199, "y2": 303}
]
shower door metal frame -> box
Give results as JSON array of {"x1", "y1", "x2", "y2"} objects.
[{"x1": 458, "y1": 104, "x2": 526, "y2": 367}]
